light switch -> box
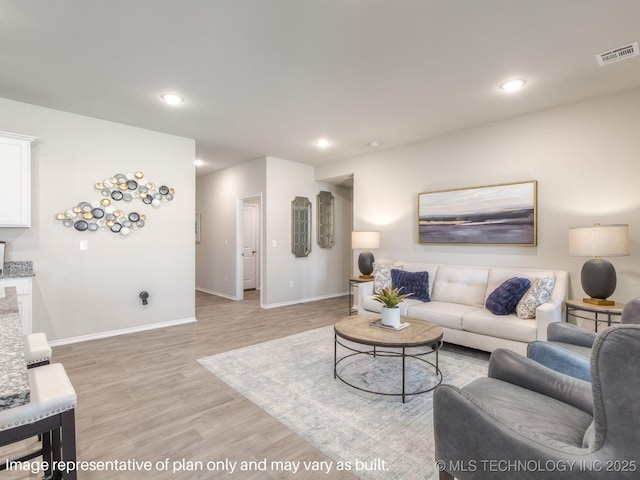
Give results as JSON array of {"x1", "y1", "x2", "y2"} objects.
[{"x1": 80, "y1": 240, "x2": 88, "y2": 251}]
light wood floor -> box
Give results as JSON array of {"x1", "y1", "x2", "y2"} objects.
[{"x1": 2, "y1": 291, "x2": 358, "y2": 479}]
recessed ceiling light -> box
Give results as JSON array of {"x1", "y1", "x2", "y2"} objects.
[
  {"x1": 160, "y1": 93, "x2": 184, "y2": 105},
  {"x1": 194, "y1": 159, "x2": 204, "y2": 167},
  {"x1": 314, "y1": 138, "x2": 332, "y2": 148},
  {"x1": 369, "y1": 140, "x2": 380, "y2": 147},
  {"x1": 500, "y1": 79, "x2": 527, "y2": 92}
]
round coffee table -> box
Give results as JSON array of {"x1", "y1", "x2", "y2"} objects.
[{"x1": 334, "y1": 313, "x2": 443, "y2": 403}]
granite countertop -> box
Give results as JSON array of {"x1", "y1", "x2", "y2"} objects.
[
  {"x1": 0, "y1": 261, "x2": 35, "y2": 279},
  {"x1": 0, "y1": 286, "x2": 30, "y2": 410}
]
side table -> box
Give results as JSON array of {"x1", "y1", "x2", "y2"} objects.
[
  {"x1": 349, "y1": 276, "x2": 372, "y2": 315},
  {"x1": 565, "y1": 299, "x2": 625, "y2": 332}
]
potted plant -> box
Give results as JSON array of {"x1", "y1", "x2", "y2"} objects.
[{"x1": 373, "y1": 287, "x2": 413, "y2": 327}]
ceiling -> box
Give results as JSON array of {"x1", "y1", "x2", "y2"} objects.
[{"x1": 2, "y1": 1, "x2": 640, "y2": 177}]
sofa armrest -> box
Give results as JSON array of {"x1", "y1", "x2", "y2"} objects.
[
  {"x1": 534, "y1": 270, "x2": 568, "y2": 341},
  {"x1": 535, "y1": 299, "x2": 563, "y2": 341},
  {"x1": 356, "y1": 281, "x2": 374, "y2": 310},
  {"x1": 488, "y1": 348, "x2": 593, "y2": 414},
  {"x1": 548, "y1": 322, "x2": 596, "y2": 347}
]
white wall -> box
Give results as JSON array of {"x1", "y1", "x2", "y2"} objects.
[
  {"x1": 316, "y1": 88, "x2": 640, "y2": 303},
  {"x1": 264, "y1": 157, "x2": 351, "y2": 306},
  {"x1": 0, "y1": 97, "x2": 196, "y2": 342},
  {"x1": 196, "y1": 157, "x2": 267, "y2": 298},
  {"x1": 196, "y1": 156, "x2": 352, "y2": 307}
]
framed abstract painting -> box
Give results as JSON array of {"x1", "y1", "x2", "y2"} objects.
[{"x1": 418, "y1": 180, "x2": 537, "y2": 245}]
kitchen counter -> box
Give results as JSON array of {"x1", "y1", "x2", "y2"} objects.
[
  {"x1": 0, "y1": 286, "x2": 30, "y2": 410},
  {"x1": 0, "y1": 260, "x2": 35, "y2": 279}
]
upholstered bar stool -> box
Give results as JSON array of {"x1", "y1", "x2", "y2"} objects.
[
  {"x1": 23, "y1": 332, "x2": 52, "y2": 368},
  {"x1": 0, "y1": 363, "x2": 77, "y2": 480}
]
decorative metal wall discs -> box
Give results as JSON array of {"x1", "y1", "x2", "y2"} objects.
[
  {"x1": 74, "y1": 220, "x2": 88, "y2": 231},
  {"x1": 91, "y1": 208, "x2": 104, "y2": 219},
  {"x1": 57, "y1": 170, "x2": 175, "y2": 236}
]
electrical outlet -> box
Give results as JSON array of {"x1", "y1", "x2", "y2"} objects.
[
  {"x1": 289, "y1": 281, "x2": 294, "y2": 288},
  {"x1": 80, "y1": 240, "x2": 88, "y2": 251}
]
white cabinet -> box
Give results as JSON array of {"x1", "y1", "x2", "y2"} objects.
[
  {"x1": 0, "y1": 277, "x2": 32, "y2": 334},
  {"x1": 0, "y1": 131, "x2": 36, "y2": 227}
]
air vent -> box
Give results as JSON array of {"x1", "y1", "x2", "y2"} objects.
[{"x1": 596, "y1": 41, "x2": 639, "y2": 66}]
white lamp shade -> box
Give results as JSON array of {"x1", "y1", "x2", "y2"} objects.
[
  {"x1": 351, "y1": 231, "x2": 380, "y2": 250},
  {"x1": 569, "y1": 224, "x2": 630, "y2": 257}
]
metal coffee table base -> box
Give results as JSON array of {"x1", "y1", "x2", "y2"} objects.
[{"x1": 334, "y1": 335, "x2": 442, "y2": 403}]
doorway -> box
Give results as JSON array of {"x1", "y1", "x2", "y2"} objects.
[
  {"x1": 236, "y1": 194, "x2": 262, "y2": 302},
  {"x1": 242, "y1": 201, "x2": 258, "y2": 290}
]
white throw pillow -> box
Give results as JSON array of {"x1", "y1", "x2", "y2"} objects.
[
  {"x1": 516, "y1": 276, "x2": 555, "y2": 319},
  {"x1": 373, "y1": 263, "x2": 402, "y2": 294}
]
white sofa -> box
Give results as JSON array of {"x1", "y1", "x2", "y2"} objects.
[{"x1": 357, "y1": 261, "x2": 568, "y2": 355}]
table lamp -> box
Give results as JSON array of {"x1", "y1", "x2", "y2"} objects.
[
  {"x1": 352, "y1": 231, "x2": 380, "y2": 279},
  {"x1": 569, "y1": 223, "x2": 629, "y2": 305}
]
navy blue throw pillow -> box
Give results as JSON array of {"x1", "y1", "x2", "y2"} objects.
[
  {"x1": 486, "y1": 277, "x2": 531, "y2": 315},
  {"x1": 391, "y1": 269, "x2": 430, "y2": 302}
]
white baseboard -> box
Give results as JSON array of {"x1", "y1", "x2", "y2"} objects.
[
  {"x1": 262, "y1": 291, "x2": 348, "y2": 309},
  {"x1": 49, "y1": 316, "x2": 197, "y2": 347},
  {"x1": 196, "y1": 287, "x2": 237, "y2": 300}
]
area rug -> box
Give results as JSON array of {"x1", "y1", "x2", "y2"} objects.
[{"x1": 198, "y1": 326, "x2": 488, "y2": 480}]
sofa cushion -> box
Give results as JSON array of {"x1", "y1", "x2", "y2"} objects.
[
  {"x1": 462, "y1": 309, "x2": 537, "y2": 342},
  {"x1": 485, "y1": 268, "x2": 556, "y2": 304},
  {"x1": 431, "y1": 266, "x2": 490, "y2": 307},
  {"x1": 516, "y1": 276, "x2": 555, "y2": 319},
  {"x1": 373, "y1": 263, "x2": 399, "y2": 294},
  {"x1": 407, "y1": 301, "x2": 480, "y2": 330},
  {"x1": 485, "y1": 277, "x2": 531, "y2": 315},
  {"x1": 391, "y1": 269, "x2": 430, "y2": 302},
  {"x1": 394, "y1": 262, "x2": 439, "y2": 298}
]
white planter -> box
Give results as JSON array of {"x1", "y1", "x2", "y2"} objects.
[{"x1": 381, "y1": 306, "x2": 401, "y2": 327}]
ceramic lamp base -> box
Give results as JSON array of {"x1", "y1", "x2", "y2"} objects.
[
  {"x1": 583, "y1": 297, "x2": 615, "y2": 306},
  {"x1": 581, "y1": 258, "x2": 617, "y2": 304},
  {"x1": 358, "y1": 250, "x2": 375, "y2": 278}
]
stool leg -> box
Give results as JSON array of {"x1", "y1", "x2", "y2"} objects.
[
  {"x1": 52, "y1": 426, "x2": 62, "y2": 479},
  {"x1": 61, "y1": 410, "x2": 77, "y2": 480},
  {"x1": 42, "y1": 431, "x2": 53, "y2": 478}
]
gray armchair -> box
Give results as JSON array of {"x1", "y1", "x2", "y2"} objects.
[
  {"x1": 527, "y1": 298, "x2": 640, "y2": 381},
  {"x1": 434, "y1": 324, "x2": 640, "y2": 479}
]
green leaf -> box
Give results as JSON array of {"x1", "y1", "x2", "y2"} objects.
[{"x1": 372, "y1": 286, "x2": 413, "y2": 308}]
